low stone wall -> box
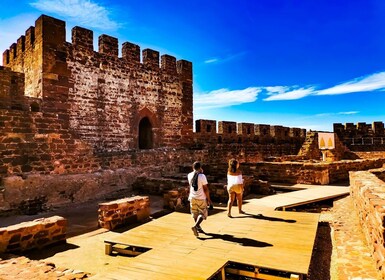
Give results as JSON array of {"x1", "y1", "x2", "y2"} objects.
[
  {"x1": 350, "y1": 170, "x2": 385, "y2": 278},
  {"x1": 163, "y1": 187, "x2": 189, "y2": 210},
  {"x1": 163, "y1": 175, "x2": 269, "y2": 209},
  {"x1": 355, "y1": 151, "x2": 385, "y2": 160},
  {"x1": 0, "y1": 216, "x2": 67, "y2": 253},
  {"x1": 241, "y1": 158, "x2": 385, "y2": 185},
  {"x1": 98, "y1": 196, "x2": 150, "y2": 230},
  {"x1": 0, "y1": 168, "x2": 141, "y2": 213},
  {"x1": 133, "y1": 176, "x2": 186, "y2": 195}
]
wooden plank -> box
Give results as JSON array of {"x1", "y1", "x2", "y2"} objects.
[
  {"x1": 253, "y1": 185, "x2": 349, "y2": 210},
  {"x1": 97, "y1": 187, "x2": 328, "y2": 279}
]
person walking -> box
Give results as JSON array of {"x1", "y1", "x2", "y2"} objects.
[
  {"x1": 226, "y1": 158, "x2": 245, "y2": 217},
  {"x1": 187, "y1": 161, "x2": 212, "y2": 237}
]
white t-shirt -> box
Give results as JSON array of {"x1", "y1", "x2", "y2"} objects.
[{"x1": 187, "y1": 171, "x2": 208, "y2": 200}]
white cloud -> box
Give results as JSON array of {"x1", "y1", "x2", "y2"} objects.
[
  {"x1": 30, "y1": 0, "x2": 119, "y2": 31},
  {"x1": 258, "y1": 72, "x2": 385, "y2": 101},
  {"x1": 315, "y1": 111, "x2": 359, "y2": 117},
  {"x1": 317, "y1": 72, "x2": 385, "y2": 95},
  {"x1": 194, "y1": 87, "x2": 260, "y2": 110},
  {"x1": 203, "y1": 52, "x2": 246, "y2": 65},
  {"x1": 263, "y1": 86, "x2": 315, "y2": 101},
  {"x1": 338, "y1": 111, "x2": 359, "y2": 115},
  {"x1": 193, "y1": 71, "x2": 385, "y2": 111},
  {"x1": 204, "y1": 58, "x2": 218, "y2": 64}
]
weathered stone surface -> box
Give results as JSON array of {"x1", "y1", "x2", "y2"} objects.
[
  {"x1": 334, "y1": 121, "x2": 385, "y2": 151},
  {"x1": 350, "y1": 170, "x2": 385, "y2": 278},
  {"x1": 0, "y1": 216, "x2": 67, "y2": 253},
  {"x1": 0, "y1": 255, "x2": 91, "y2": 279},
  {"x1": 98, "y1": 196, "x2": 150, "y2": 230}
]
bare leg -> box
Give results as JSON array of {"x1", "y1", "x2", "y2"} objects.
[
  {"x1": 194, "y1": 215, "x2": 204, "y2": 228},
  {"x1": 236, "y1": 193, "x2": 244, "y2": 214},
  {"x1": 227, "y1": 192, "x2": 236, "y2": 217}
]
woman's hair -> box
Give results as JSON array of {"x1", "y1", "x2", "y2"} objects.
[{"x1": 228, "y1": 158, "x2": 238, "y2": 173}]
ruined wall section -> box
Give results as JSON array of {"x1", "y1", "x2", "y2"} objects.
[
  {"x1": 67, "y1": 26, "x2": 192, "y2": 151},
  {"x1": 334, "y1": 121, "x2": 385, "y2": 151},
  {"x1": 298, "y1": 131, "x2": 357, "y2": 161},
  {"x1": 195, "y1": 119, "x2": 306, "y2": 150}
]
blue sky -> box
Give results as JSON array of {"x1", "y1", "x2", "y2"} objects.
[{"x1": 1, "y1": 0, "x2": 385, "y2": 132}]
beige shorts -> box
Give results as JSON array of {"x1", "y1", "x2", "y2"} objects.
[
  {"x1": 190, "y1": 198, "x2": 208, "y2": 220},
  {"x1": 227, "y1": 184, "x2": 243, "y2": 194}
]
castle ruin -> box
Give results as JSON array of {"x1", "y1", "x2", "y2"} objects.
[{"x1": 0, "y1": 15, "x2": 309, "y2": 212}]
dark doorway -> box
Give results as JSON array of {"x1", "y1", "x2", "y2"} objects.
[{"x1": 139, "y1": 117, "x2": 153, "y2": 149}]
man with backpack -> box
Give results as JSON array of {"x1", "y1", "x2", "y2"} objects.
[{"x1": 187, "y1": 161, "x2": 212, "y2": 237}]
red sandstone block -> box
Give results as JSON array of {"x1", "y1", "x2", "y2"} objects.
[
  {"x1": 104, "y1": 210, "x2": 115, "y2": 217},
  {"x1": 51, "y1": 234, "x2": 66, "y2": 241},
  {"x1": 6, "y1": 243, "x2": 21, "y2": 251},
  {"x1": 127, "y1": 200, "x2": 136, "y2": 205},
  {"x1": 98, "y1": 203, "x2": 119, "y2": 210},
  {"x1": 5, "y1": 227, "x2": 24, "y2": 235},
  {"x1": 21, "y1": 234, "x2": 33, "y2": 241},
  {"x1": 119, "y1": 206, "x2": 129, "y2": 213},
  {"x1": 36, "y1": 238, "x2": 50, "y2": 247},
  {"x1": 100, "y1": 216, "x2": 113, "y2": 222},
  {"x1": 125, "y1": 211, "x2": 134, "y2": 217},
  {"x1": 8, "y1": 234, "x2": 21, "y2": 244},
  {"x1": 98, "y1": 221, "x2": 112, "y2": 230},
  {"x1": 51, "y1": 228, "x2": 62, "y2": 235},
  {"x1": 168, "y1": 190, "x2": 179, "y2": 197},
  {"x1": 33, "y1": 230, "x2": 49, "y2": 239},
  {"x1": 55, "y1": 219, "x2": 67, "y2": 227}
]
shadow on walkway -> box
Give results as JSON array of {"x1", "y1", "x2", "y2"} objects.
[
  {"x1": 25, "y1": 242, "x2": 80, "y2": 260},
  {"x1": 232, "y1": 212, "x2": 296, "y2": 223},
  {"x1": 198, "y1": 232, "x2": 273, "y2": 248}
]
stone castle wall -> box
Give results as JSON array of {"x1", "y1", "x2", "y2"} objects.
[
  {"x1": 194, "y1": 119, "x2": 306, "y2": 147},
  {"x1": 3, "y1": 15, "x2": 193, "y2": 152},
  {"x1": 239, "y1": 159, "x2": 385, "y2": 185},
  {"x1": 350, "y1": 170, "x2": 385, "y2": 278},
  {"x1": 0, "y1": 14, "x2": 308, "y2": 212},
  {"x1": 334, "y1": 122, "x2": 385, "y2": 151}
]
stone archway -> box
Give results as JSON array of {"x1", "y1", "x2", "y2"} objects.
[{"x1": 138, "y1": 117, "x2": 153, "y2": 149}]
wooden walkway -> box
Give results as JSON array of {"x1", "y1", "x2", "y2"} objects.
[
  {"x1": 253, "y1": 185, "x2": 350, "y2": 210},
  {"x1": 91, "y1": 185, "x2": 350, "y2": 279}
]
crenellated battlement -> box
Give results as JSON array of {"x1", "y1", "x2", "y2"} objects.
[
  {"x1": 71, "y1": 26, "x2": 93, "y2": 52},
  {"x1": 1, "y1": 14, "x2": 194, "y2": 150},
  {"x1": 3, "y1": 14, "x2": 192, "y2": 78},
  {"x1": 195, "y1": 119, "x2": 306, "y2": 145},
  {"x1": 334, "y1": 121, "x2": 385, "y2": 138},
  {"x1": 334, "y1": 121, "x2": 385, "y2": 151}
]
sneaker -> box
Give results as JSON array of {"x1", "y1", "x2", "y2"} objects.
[
  {"x1": 191, "y1": 226, "x2": 199, "y2": 237},
  {"x1": 196, "y1": 225, "x2": 204, "y2": 233}
]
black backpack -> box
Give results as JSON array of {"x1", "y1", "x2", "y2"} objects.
[{"x1": 191, "y1": 172, "x2": 199, "y2": 191}]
